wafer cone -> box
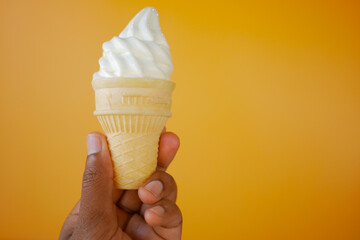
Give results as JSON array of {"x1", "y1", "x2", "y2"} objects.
[{"x1": 92, "y1": 78, "x2": 175, "y2": 189}]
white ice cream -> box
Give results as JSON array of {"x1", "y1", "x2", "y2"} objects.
[{"x1": 93, "y1": 7, "x2": 173, "y2": 80}]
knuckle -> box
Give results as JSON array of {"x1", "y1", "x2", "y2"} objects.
[
  {"x1": 164, "y1": 172, "x2": 177, "y2": 191},
  {"x1": 175, "y1": 203, "x2": 182, "y2": 216},
  {"x1": 158, "y1": 171, "x2": 174, "y2": 184},
  {"x1": 171, "y1": 203, "x2": 183, "y2": 225},
  {"x1": 174, "y1": 204, "x2": 183, "y2": 223},
  {"x1": 82, "y1": 166, "x2": 102, "y2": 188},
  {"x1": 162, "y1": 201, "x2": 183, "y2": 227},
  {"x1": 166, "y1": 173, "x2": 176, "y2": 185}
]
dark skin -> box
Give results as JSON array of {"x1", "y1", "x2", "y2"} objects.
[{"x1": 59, "y1": 129, "x2": 182, "y2": 240}]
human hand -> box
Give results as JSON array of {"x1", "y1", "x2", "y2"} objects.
[{"x1": 59, "y1": 130, "x2": 182, "y2": 240}]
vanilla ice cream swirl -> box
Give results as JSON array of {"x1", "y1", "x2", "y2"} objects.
[{"x1": 93, "y1": 7, "x2": 173, "y2": 80}]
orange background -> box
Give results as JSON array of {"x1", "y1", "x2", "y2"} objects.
[{"x1": 1, "y1": 0, "x2": 359, "y2": 239}]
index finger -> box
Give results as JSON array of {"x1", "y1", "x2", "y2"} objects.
[{"x1": 157, "y1": 132, "x2": 180, "y2": 171}]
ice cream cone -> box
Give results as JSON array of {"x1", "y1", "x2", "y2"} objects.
[{"x1": 92, "y1": 78, "x2": 175, "y2": 189}]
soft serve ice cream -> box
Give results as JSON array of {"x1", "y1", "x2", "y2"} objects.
[
  {"x1": 92, "y1": 7, "x2": 175, "y2": 189},
  {"x1": 93, "y1": 7, "x2": 173, "y2": 80}
]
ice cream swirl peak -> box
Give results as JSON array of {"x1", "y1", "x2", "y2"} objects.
[{"x1": 93, "y1": 7, "x2": 173, "y2": 80}]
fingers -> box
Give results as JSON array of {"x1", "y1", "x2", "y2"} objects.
[
  {"x1": 115, "y1": 131, "x2": 179, "y2": 215},
  {"x1": 116, "y1": 170, "x2": 177, "y2": 230},
  {"x1": 117, "y1": 190, "x2": 142, "y2": 213},
  {"x1": 116, "y1": 207, "x2": 132, "y2": 229},
  {"x1": 125, "y1": 201, "x2": 182, "y2": 240},
  {"x1": 112, "y1": 187, "x2": 123, "y2": 203},
  {"x1": 157, "y1": 132, "x2": 180, "y2": 171},
  {"x1": 138, "y1": 171, "x2": 177, "y2": 205},
  {"x1": 125, "y1": 214, "x2": 161, "y2": 239},
  {"x1": 79, "y1": 132, "x2": 114, "y2": 221},
  {"x1": 144, "y1": 199, "x2": 182, "y2": 228}
]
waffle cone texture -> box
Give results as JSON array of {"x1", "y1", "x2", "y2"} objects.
[{"x1": 92, "y1": 78, "x2": 175, "y2": 189}]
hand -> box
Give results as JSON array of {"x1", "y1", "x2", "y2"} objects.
[{"x1": 59, "y1": 130, "x2": 182, "y2": 240}]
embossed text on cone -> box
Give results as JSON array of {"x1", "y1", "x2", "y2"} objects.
[{"x1": 93, "y1": 78, "x2": 175, "y2": 189}]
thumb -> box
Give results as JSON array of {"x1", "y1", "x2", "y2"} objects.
[{"x1": 79, "y1": 132, "x2": 114, "y2": 220}]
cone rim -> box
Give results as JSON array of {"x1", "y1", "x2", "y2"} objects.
[
  {"x1": 94, "y1": 109, "x2": 172, "y2": 117},
  {"x1": 92, "y1": 78, "x2": 176, "y2": 90}
]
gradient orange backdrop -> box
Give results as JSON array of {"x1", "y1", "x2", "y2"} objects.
[{"x1": 1, "y1": 0, "x2": 359, "y2": 239}]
